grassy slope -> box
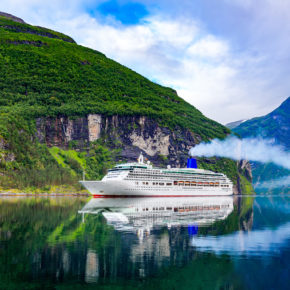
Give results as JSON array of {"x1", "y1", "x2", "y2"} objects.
[{"x1": 0, "y1": 16, "x2": 229, "y2": 140}]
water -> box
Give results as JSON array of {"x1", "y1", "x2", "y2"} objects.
[{"x1": 0, "y1": 195, "x2": 289, "y2": 289}]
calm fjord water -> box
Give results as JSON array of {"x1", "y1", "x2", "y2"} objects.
[{"x1": 0, "y1": 195, "x2": 289, "y2": 289}]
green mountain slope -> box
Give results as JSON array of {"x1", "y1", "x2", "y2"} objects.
[
  {"x1": 0, "y1": 15, "x2": 228, "y2": 140},
  {"x1": 233, "y1": 97, "x2": 290, "y2": 149},
  {"x1": 0, "y1": 13, "x2": 252, "y2": 193}
]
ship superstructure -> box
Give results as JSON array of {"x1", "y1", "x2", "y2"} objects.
[{"x1": 80, "y1": 154, "x2": 233, "y2": 197}]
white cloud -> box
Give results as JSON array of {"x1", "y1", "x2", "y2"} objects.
[{"x1": 187, "y1": 36, "x2": 229, "y2": 59}]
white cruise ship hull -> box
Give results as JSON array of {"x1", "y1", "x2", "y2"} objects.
[{"x1": 80, "y1": 180, "x2": 233, "y2": 197}]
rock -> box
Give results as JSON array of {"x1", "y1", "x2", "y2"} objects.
[
  {"x1": 88, "y1": 114, "x2": 102, "y2": 142},
  {"x1": 0, "y1": 12, "x2": 25, "y2": 23},
  {"x1": 238, "y1": 159, "x2": 253, "y2": 181}
]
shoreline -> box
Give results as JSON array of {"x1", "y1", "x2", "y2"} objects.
[{"x1": 0, "y1": 192, "x2": 90, "y2": 197}]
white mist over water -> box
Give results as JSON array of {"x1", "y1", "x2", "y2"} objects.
[{"x1": 189, "y1": 136, "x2": 290, "y2": 170}]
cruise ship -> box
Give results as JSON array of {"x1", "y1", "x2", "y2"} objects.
[{"x1": 80, "y1": 153, "x2": 233, "y2": 197}]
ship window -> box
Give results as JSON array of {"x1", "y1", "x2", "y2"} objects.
[
  {"x1": 146, "y1": 182, "x2": 149, "y2": 185},
  {"x1": 166, "y1": 183, "x2": 172, "y2": 186},
  {"x1": 174, "y1": 181, "x2": 177, "y2": 185},
  {"x1": 159, "y1": 183, "x2": 164, "y2": 186}
]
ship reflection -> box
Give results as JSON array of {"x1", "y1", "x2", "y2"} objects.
[{"x1": 79, "y1": 196, "x2": 234, "y2": 237}]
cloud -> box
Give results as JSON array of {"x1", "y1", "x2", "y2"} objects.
[
  {"x1": 187, "y1": 36, "x2": 229, "y2": 59},
  {"x1": 1, "y1": 0, "x2": 290, "y2": 124},
  {"x1": 190, "y1": 136, "x2": 290, "y2": 170}
]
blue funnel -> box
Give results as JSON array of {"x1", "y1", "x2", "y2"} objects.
[
  {"x1": 187, "y1": 158, "x2": 197, "y2": 169},
  {"x1": 188, "y1": 225, "x2": 198, "y2": 236}
]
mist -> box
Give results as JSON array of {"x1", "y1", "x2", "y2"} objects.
[
  {"x1": 189, "y1": 136, "x2": 290, "y2": 170},
  {"x1": 255, "y1": 175, "x2": 290, "y2": 189}
]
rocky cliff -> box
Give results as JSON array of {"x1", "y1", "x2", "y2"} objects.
[{"x1": 36, "y1": 114, "x2": 200, "y2": 167}]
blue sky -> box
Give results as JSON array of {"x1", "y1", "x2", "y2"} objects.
[
  {"x1": 95, "y1": 0, "x2": 148, "y2": 25},
  {"x1": 1, "y1": 0, "x2": 290, "y2": 123}
]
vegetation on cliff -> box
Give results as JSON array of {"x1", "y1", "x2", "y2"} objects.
[{"x1": 0, "y1": 15, "x2": 228, "y2": 140}]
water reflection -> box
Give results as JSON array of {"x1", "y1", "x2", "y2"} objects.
[
  {"x1": 79, "y1": 196, "x2": 234, "y2": 237},
  {"x1": 1, "y1": 195, "x2": 289, "y2": 289}
]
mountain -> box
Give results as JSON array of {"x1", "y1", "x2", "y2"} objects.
[
  {"x1": 233, "y1": 97, "x2": 290, "y2": 149},
  {"x1": 232, "y1": 97, "x2": 290, "y2": 193},
  {"x1": 0, "y1": 13, "x2": 253, "y2": 194},
  {"x1": 225, "y1": 119, "x2": 247, "y2": 130}
]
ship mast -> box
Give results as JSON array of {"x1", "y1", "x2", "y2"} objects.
[{"x1": 138, "y1": 153, "x2": 144, "y2": 164}]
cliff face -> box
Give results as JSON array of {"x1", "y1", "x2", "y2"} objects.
[
  {"x1": 36, "y1": 114, "x2": 200, "y2": 168},
  {"x1": 35, "y1": 114, "x2": 252, "y2": 194},
  {"x1": 234, "y1": 160, "x2": 253, "y2": 195}
]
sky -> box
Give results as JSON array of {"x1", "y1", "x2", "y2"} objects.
[{"x1": 1, "y1": 0, "x2": 290, "y2": 124}]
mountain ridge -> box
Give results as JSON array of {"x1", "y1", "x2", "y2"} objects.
[
  {"x1": 233, "y1": 97, "x2": 290, "y2": 149},
  {"x1": 0, "y1": 11, "x2": 25, "y2": 24}
]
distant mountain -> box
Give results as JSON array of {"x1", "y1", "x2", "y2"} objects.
[
  {"x1": 233, "y1": 97, "x2": 290, "y2": 149},
  {"x1": 225, "y1": 119, "x2": 248, "y2": 130},
  {"x1": 232, "y1": 97, "x2": 290, "y2": 193}
]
